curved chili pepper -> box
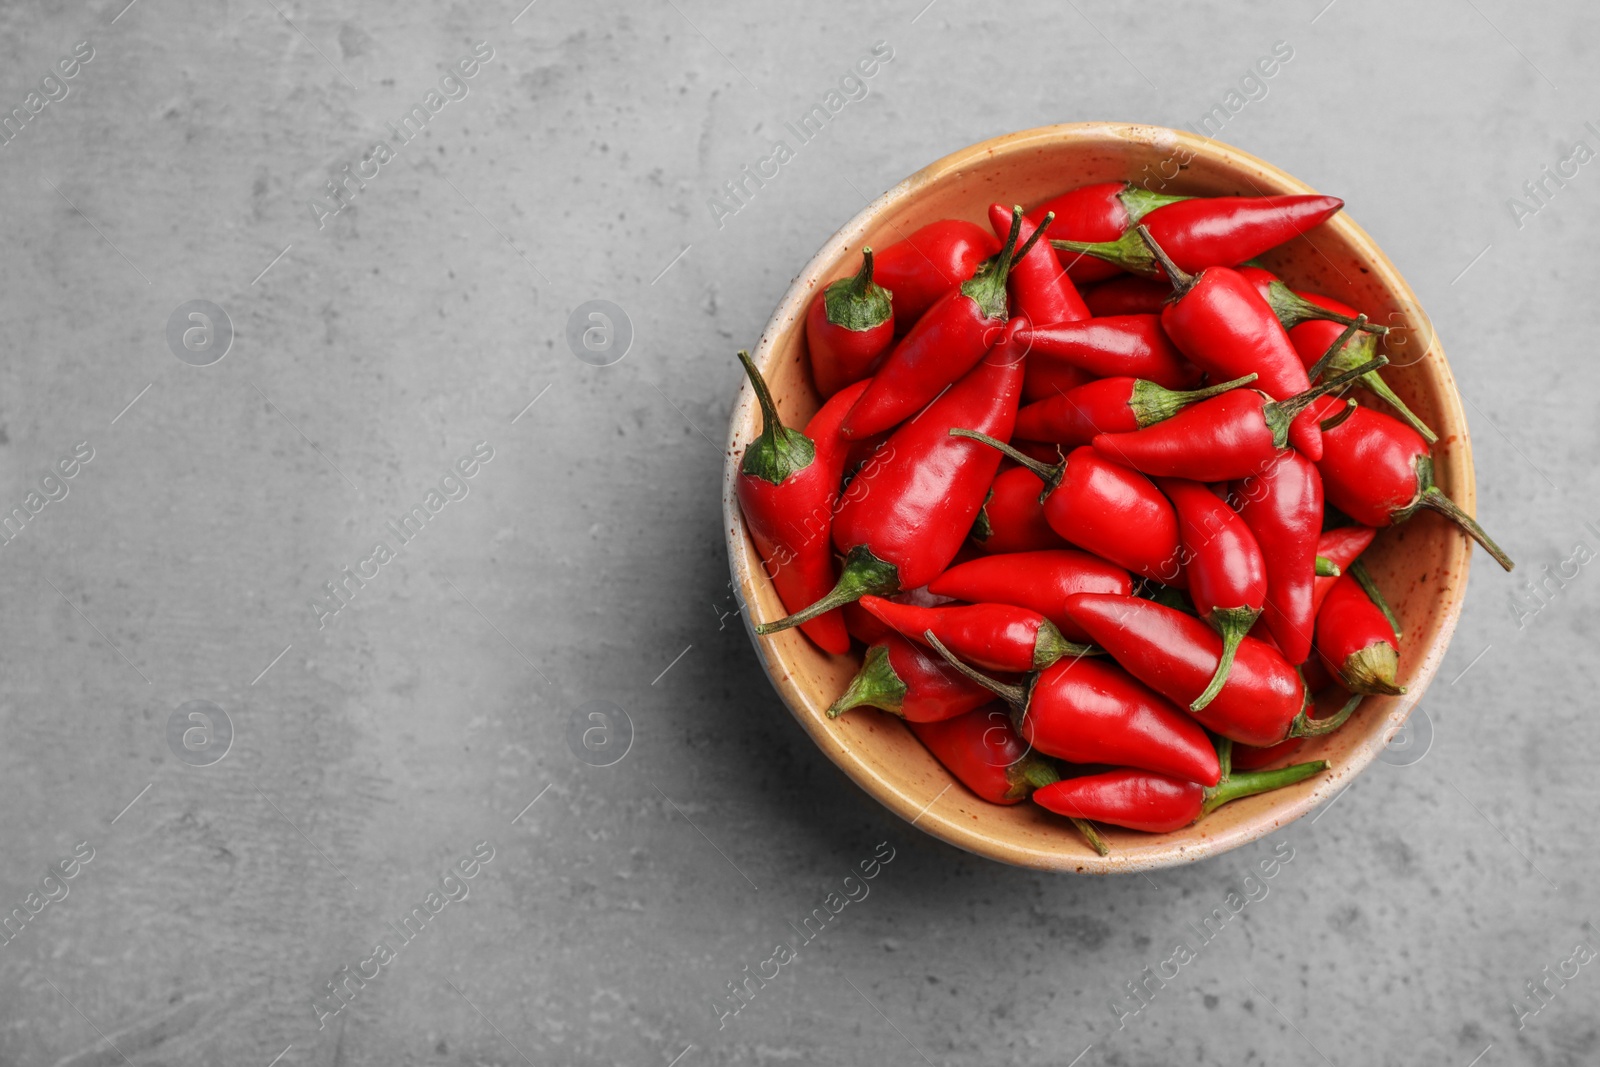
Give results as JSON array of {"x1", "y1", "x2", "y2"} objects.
[
  {"x1": 1284, "y1": 289, "x2": 1437, "y2": 443},
  {"x1": 873, "y1": 219, "x2": 1000, "y2": 327},
  {"x1": 1091, "y1": 357, "x2": 1383, "y2": 482},
  {"x1": 1310, "y1": 524, "x2": 1378, "y2": 620},
  {"x1": 907, "y1": 704, "x2": 1060, "y2": 807},
  {"x1": 1064, "y1": 593, "x2": 1360, "y2": 747},
  {"x1": 1028, "y1": 181, "x2": 1190, "y2": 283},
  {"x1": 928, "y1": 549, "x2": 1132, "y2": 641},
  {"x1": 989, "y1": 202, "x2": 1088, "y2": 326},
  {"x1": 806, "y1": 248, "x2": 894, "y2": 398},
  {"x1": 754, "y1": 321, "x2": 1028, "y2": 635},
  {"x1": 1082, "y1": 275, "x2": 1171, "y2": 316},
  {"x1": 1140, "y1": 227, "x2": 1329, "y2": 459},
  {"x1": 1032, "y1": 760, "x2": 1328, "y2": 833},
  {"x1": 1017, "y1": 372, "x2": 1256, "y2": 448},
  {"x1": 948, "y1": 434, "x2": 1187, "y2": 588},
  {"x1": 969, "y1": 465, "x2": 1069, "y2": 553},
  {"x1": 826, "y1": 633, "x2": 994, "y2": 722},
  {"x1": 859, "y1": 595, "x2": 1087, "y2": 673},
  {"x1": 1052, "y1": 193, "x2": 1344, "y2": 280},
  {"x1": 1315, "y1": 571, "x2": 1405, "y2": 696},
  {"x1": 923, "y1": 631, "x2": 1220, "y2": 785},
  {"x1": 1016, "y1": 315, "x2": 1203, "y2": 390},
  {"x1": 842, "y1": 208, "x2": 1047, "y2": 438},
  {"x1": 735, "y1": 354, "x2": 868, "y2": 654},
  {"x1": 1158, "y1": 477, "x2": 1267, "y2": 712},
  {"x1": 1309, "y1": 397, "x2": 1515, "y2": 571},
  {"x1": 1229, "y1": 450, "x2": 1326, "y2": 665}
]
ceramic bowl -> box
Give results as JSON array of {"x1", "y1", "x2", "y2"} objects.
[{"x1": 722, "y1": 123, "x2": 1473, "y2": 873}]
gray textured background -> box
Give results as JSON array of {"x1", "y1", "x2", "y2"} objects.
[{"x1": 0, "y1": 0, "x2": 1595, "y2": 1064}]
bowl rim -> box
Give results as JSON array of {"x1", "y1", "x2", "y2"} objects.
[{"x1": 722, "y1": 122, "x2": 1474, "y2": 873}]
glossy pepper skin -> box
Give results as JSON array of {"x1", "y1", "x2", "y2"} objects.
[
  {"x1": 969, "y1": 465, "x2": 1069, "y2": 553},
  {"x1": 1082, "y1": 275, "x2": 1171, "y2": 316},
  {"x1": 826, "y1": 634, "x2": 994, "y2": 722},
  {"x1": 1051, "y1": 193, "x2": 1344, "y2": 280},
  {"x1": 1310, "y1": 525, "x2": 1377, "y2": 619},
  {"x1": 1089, "y1": 357, "x2": 1379, "y2": 482},
  {"x1": 806, "y1": 249, "x2": 894, "y2": 398},
  {"x1": 1017, "y1": 315, "x2": 1202, "y2": 391},
  {"x1": 1064, "y1": 593, "x2": 1311, "y2": 748},
  {"x1": 843, "y1": 209, "x2": 1044, "y2": 438},
  {"x1": 1028, "y1": 181, "x2": 1191, "y2": 284},
  {"x1": 753, "y1": 321, "x2": 1027, "y2": 635},
  {"x1": 950, "y1": 434, "x2": 1188, "y2": 588},
  {"x1": 928, "y1": 549, "x2": 1132, "y2": 641},
  {"x1": 1142, "y1": 227, "x2": 1328, "y2": 460},
  {"x1": 1032, "y1": 759, "x2": 1327, "y2": 833},
  {"x1": 1017, "y1": 373, "x2": 1255, "y2": 448},
  {"x1": 859, "y1": 595, "x2": 1082, "y2": 673},
  {"x1": 872, "y1": 219, "x2": 1000, "y2": 327},
  {"x1": 1233, "y1": 450, "x2": 1326, "y2": 665},
  {"x1": 1021, "y1": 357, "x2": 1094, "y2": 405},
  {"x1": 989, "y1": 202, "x2": 1089, "y2": 327},
  {"x1": 1309, "y1": 397, "x2": 1515, "y2": 572},
  {"x1": 1315, "y1": 572, "x2": 1405, "y2": 696},
  {"x1": 1159, "y1": 477, "x2": 1268, "y2": 712},
  {"x1": 909, "y1": 704, "x2": 1058, "y2": 805},
  {"x1": 735, "y1": 355, "x2": 866, "y2": 654}
]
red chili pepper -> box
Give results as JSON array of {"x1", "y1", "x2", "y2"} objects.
[
  {"x1": 1064, "y1": 594, "x2": 1359, "y2": 747},
  {"x1": 1017, "y1": 372, "x2": 1256, "y2": 448},
  {"x1": 908, "y1": 704, "x2": 1060, "y2": 805},
  {"x1": 1278, "y1": 289, "x2": 1438, "y2": 444},
  {"x1": 1028, "y1": 181, "x2": 1191, "y2": 284},
  {"x1": 1158, "y1": 477, "x2": 1267, "y2": 712},
  {"x1": 946, "y1": 435, "x2": 1187, "y2": 588},
  {"x1": 1140, "y1": 227, "x2": 1331, "y2": 459},
  {"x1": 989, "y1": 202, "x2": 1088, "y2": 326},
  {"x1": 1310, "y1": 525, "x2": 1377, "y2": 620},
  {"x1": 1082, "y1": 275, "x2": 1171, "y2": 316},
  {"x1": 1309, "y1": 397, "x2": 1515, "y2": 571},
  {"x1": 1300, "y1": 653, "x2": 1336, "y2": 694},
  {"x1": 754, "y1": 323, "x2": 1027, "y2": 635},
  {"x1": 927, "y1": 548, "x2": 1132, "y2": 641},
  {"x1": 1016, "y1": 314, "x2": 1202, "y2": 391},
  {"x1": 1090, "y1": 356, "x2": 1382, "y2": 482},
  {"x1": 805, "y1": 248, "x2": 895, "y2": 398},
  {"x1": 1051, "y1": 193, "x2": 1344, "y2": 280},
  {"x1": 1021, "y1": 357, "x2": 1095, "y2": 405},
  {"x1": 735, "y1": 354, "x2": 868, "y2": 654},
  {"x1": 1315, "y1": 571, "x2": 1405, "y2": 695},
  {"x1": 1033, "y1": 760, "x2": 1327, "y2": 834},
  {"x1": 859, "y1": 595, "x2": 1086, "y2": 673},
  {"x1": 826, "y1": 633, "x2": 995, "y2": 722},
  {"x1": 1230, "y1": 737, "x2": 1306, "y2": 771},
  {"x1": 842, "y1": 209, "x2": 1047, "y2": 438},
  {"x1": 923, "y1": 632, "x2": 1220, "y2": 785},
  {"x1": 1235, "y1": 266, "x2": 1376, "y2": 333},
  {"x1": 1230, "y1": 450, "x2": 1326, "y2": 665},
  {"x1": 969, "y1": 465, "x2": 1069, "y2": 553},
  {"x1": 873, "y1": 219, "x2": 1000, "y2": 327}
]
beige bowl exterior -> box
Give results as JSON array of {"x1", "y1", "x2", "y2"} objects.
[{"x1": 722, "y1": 123, "x2": 1473, "y2": 873}]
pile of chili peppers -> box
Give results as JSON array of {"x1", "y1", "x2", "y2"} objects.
[{"x1": 737, "y1": 181, "x2": 1514, "y2": 855}]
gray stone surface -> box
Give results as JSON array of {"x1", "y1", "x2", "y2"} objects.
[{"x1": 0, "y1": 0, "x2": 1595, "y2": 1064}]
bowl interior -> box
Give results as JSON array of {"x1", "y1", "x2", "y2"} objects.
[{"x1": 723, "y1": 123, "x2": 1473, "y2": 873}]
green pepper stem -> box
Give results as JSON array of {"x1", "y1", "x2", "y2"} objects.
[
  {"x1": 823, "y1": 248, "x2": 894, "y2": 332},
  {"x1": 1191, "y1": 606, "x2": 1259, "y2": 713},
  {"x1": 1265, "y1": 279, "x2": 1388, "y2": 333},
  {"x1": 960, "y1": 207, "x2": 1049, "y2": 320},
  {"x1": 1348, "y1": 559, "x2": 1400, "y2": 639},
  {"x1": 826, "y1": 642, "x2": 907, "y2": 719},
  {"x1": 1267, "y1": 354, "x2": 1390, "y2": 447},
  {"x1": 1118, "y1": 183, "x2": 1191, "y2": 222},
  {"x1": 1417, "y1": 485, "x2": 1515, "y2": 572},
  {"x1": 1201, "y1": 758, "x2": 1328, "y2": 816},
  {"x1": 1128, "y1": 372, "x2": 1258, "y2": 427},
  {"x1": 947, "y1": 428, "x2": 1064, "y2": 494},
  {"x1": 737, "y1": 349, "x2": 815, "y2": 485},
  {"x1": 1319, "y1": 398, "x2": 1357, "y2": 432},
  {"x1": 1215, "y1": 736, "x2": 1233, "y2": 782},
  {"x1": 753, "y1": 545, "x2": 899, "y2": 635},
  {"x1": 1072, "y1": 818, "x2": 1111, "y2": 856},
  {"x1": 1290, "y1": 691, "x2": 1363, "y2": 738},
  {"x1": 1133, "y1": 223, "x2": 1195, "y2": 294},
  {"x1": 1306, "y1": 317, "x2": 1369, "y2": 384},
  {"x1": 1315, "y1": 555, "x2": 1341, "y2": 578},
  {"x1": 921, "y1": 630, "x2": 1029, "y2": 708}
]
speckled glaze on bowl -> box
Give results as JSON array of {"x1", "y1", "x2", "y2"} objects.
[{"x1": 722, "y1": 123, "x2": 1474, "y2": 873}]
